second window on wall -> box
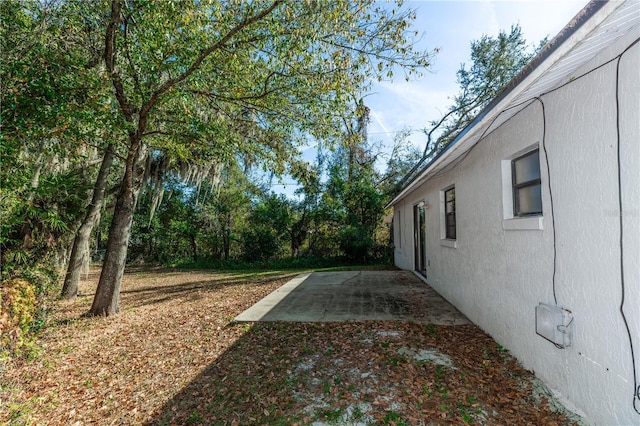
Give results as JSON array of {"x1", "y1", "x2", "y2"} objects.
[
  {"x1": 512, "y1": 149, "x2": 542, "y2": 216},
  {"x1": 444, "y1": 186, "x2": 456, "y2": 239}
]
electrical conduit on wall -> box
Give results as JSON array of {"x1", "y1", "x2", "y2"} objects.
[{"x1": 533, "y1": 37, "x2": 640, "y2": 416}]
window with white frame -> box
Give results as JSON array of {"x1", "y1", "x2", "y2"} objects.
[
  {"x1": 512, "y1": 149, "x2": 542, "y2": 216},
  {"x1": 501, "y1": 144, "x2": 543, "y2": 230}
]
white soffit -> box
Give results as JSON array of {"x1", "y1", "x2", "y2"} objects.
[{"x1": 390, "y1": 0, "x2": 639, "y2": 206}]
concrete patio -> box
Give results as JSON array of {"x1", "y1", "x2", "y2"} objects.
[{"x1": 234, "y1": 270, "x2": 469, "y2": 325}]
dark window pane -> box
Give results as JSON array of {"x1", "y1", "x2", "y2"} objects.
[
  {"x1": 515, "y1": 184, "x2": 542, "y2": 215},
  {"x1": 445, "y1": 188, "x2": 455, "y2": 213},
  {"x1": 446, "y1": 215, "x2": 456, "y2": 239},
  {"x1": 514, "y1": 151, "x2": 540, "y2": 185},
  {"x1": 446, "y1": 188, "x2": 455, "y2": 203},
  {"x1": 444, "y1": 187, "x2": 456, "y2": 239}
]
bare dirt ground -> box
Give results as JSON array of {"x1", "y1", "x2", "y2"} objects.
[{"x1": 1, "y1": 268, "x2": 581, "y2": 425}]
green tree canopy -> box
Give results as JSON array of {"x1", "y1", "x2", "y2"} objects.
[
  {"x1": 86, "y1": 0, "x2": 433, "y2": 315},
  {"x1": 0, "y1": 0, "x2": 113, "y2": 278}
]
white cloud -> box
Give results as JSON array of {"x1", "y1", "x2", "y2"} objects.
[
  {"x1": 365, "y1": 0, "x2": 586, "y2": 154},
  {"x1": 369, "y1": 108, "x2": 392, "y2": 136},
  {"x1": 371, "y1": 81, "x2": 451, "y2": 122}
]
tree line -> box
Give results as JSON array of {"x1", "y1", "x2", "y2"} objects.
[
  {"x1": 1, "y1": 0, "x2": 431, "y2": 322},
  {"x1": 1, "y1": 0, "x2": 540, "y2": 356}
]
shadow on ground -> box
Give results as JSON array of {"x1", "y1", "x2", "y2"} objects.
[
  {"x1": 147, "y1": 321, "x2": 577, "y2": 426},
  {"x1": 119, "y1": 275, "x2": 296, "y2": 309},
  {"x1": 78, "y1": 268, "x2": 300, "y2": 310}
]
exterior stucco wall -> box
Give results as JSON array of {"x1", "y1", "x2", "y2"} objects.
[{"x1": 392, "y1": 35, "x2": 639, "y2": 424}]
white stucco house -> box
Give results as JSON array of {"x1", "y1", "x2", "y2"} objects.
[{"x1": 388, "y1": 1, "x2": 639, "y2": 424}]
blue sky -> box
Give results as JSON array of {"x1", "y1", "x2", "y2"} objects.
[
  {"x1": 278, "y1": 0, "x2": 587, "y2": 196},
  {"x1": 366, "y1": 0, "x2": 586, "y2": 154}
]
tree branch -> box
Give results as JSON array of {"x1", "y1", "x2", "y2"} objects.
[
  {"x1": 104, "y1": 0, "x2": 136, "y2": 122},
  {"x1": 138, "y1": 1, "x2": 283, "y2": 125},
  {"x1": 122, "y1": 11, "x2": 142, "y2": 97}
]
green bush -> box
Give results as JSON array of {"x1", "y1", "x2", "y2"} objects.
[
  {"x1": 1, "y1": 278, "x2": 37, "y2": 355},
  {"x1": 241, "y1": 226, "x2": 281, "y2": 261},
  {"x1": 339, "y1": 225, "x2": 373, "y2": 261},
  {"x1": 1, "y1": 262, "x2": 58, "y2": 358}
]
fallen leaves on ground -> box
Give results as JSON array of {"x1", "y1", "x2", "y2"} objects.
[{"x1": 1, "y1": 268, "x2": 578, "y2": 425}]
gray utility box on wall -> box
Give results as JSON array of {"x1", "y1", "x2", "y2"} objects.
[{"x1": 535, "y1": 303, "x2": 573, "y2": 348}]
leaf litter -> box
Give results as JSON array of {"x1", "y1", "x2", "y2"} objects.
[{"x1": 1, "y1": 268, "x2": 583, "y2": 425}]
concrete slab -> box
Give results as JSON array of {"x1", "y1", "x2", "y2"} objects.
[{"x1": 235, "y1": 270, "x2": 469, "y2": 325}]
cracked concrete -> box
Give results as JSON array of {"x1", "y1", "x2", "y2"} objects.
[{"x1": 234, "y1": 270, "x2": 469, "y2": 325}]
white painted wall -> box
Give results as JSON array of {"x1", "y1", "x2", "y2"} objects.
[{"x1": 392, "y1": 34, "x2": 640, "y2": 425}]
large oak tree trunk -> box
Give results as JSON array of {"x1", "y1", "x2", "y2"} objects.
[
  {"x1": 86, "y1": 0, "x2": 282, "y2": 316},
  {"x1": 62, "y1": 145, "x2": 115, "y2": 299},
  {"x1": 89, "y1": 142, "x2": 147, "y2": 316}
]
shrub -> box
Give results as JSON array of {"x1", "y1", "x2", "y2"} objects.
[
  {"x1": 1, "y1": 278, "x2": 37, "y2": 355},
  {"x1": 339, "y1": 225, "x2": 373, "y2": 261}
]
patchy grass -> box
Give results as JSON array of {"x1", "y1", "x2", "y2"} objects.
[{"x1": 1, "y1": 268, "x2": 579, "y2": 425}]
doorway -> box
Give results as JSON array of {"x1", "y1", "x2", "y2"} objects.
[{"x1": 413, "y1": 203, "x2": 426, "y2": 277}]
